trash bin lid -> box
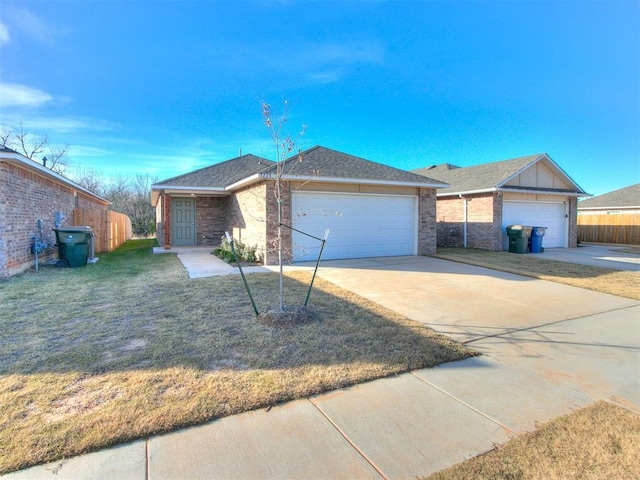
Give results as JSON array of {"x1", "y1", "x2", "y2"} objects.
[{"x1": 54, "y1": 226, "x2": 93, "y2": 232}]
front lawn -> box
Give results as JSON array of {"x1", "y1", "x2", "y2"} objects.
[
  {"x1": 434, "y1": 247, "x2": 640, "y2": 300},
  {"x1": 0, "y1": 239, "x2": 470, "y2": 474},
  {"x1": 427, "y1": 401, "x2": 640, "y2": 480}
]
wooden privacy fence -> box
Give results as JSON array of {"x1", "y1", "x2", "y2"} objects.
[
  {"x1": 578, "y1": 214, "x2": 640, "y2": 245},
  {"x1": 73, "y1": 209, "x2": 132, "y2": 253}
]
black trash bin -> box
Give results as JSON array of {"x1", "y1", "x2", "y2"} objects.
[
  {"x1": 530, "y1": 227, "x2": 547, "y2": 253},
  {"x1": 54, "y1": 227, "x2": 93, "y2": 267},
  {"x1": 506, "y1": 225, "x2": 532, "y2": 254}
]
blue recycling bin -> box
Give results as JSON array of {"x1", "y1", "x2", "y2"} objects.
[{"x1": 530, "y1": 227, "x2": 547, "y2": 253}]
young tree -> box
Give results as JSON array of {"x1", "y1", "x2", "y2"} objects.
[{"x1": 261, "y1": 100, "x2": 306, "y2": 311}]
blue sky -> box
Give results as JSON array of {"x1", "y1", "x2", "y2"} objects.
[{"x1": 1, "y1": 0, "x2": 638, "y2": 196}]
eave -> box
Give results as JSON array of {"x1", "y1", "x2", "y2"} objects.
[{"x1": 1, "y1": 151, "x2": 110, "y2": 205}]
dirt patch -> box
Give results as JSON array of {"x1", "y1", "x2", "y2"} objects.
[
  {"x1": 46, "y1": 379, "x2": 124, "y2": 423},
  {"x1": 257, "y1": 305, "x2": 317, "y2": 327}
]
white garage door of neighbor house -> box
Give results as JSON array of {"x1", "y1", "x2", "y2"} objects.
[
  {"x1": 502, "y1": 201, "x2": 567, "y2": 248},
  {"x1": 291, "y1": 192, "x2": 417, "y2": 261}
]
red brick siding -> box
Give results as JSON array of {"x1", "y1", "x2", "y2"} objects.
[
  {"x1": 196, "y1": 196, "x2": 227, "y2": 246},
  {"x1": 226, "y1": 182, "x2": 268, "y2": 261},
  {"x1": 418, "y1": 188, "x2": 438, "y2": 255},
  {"x1": 1, "y1": 162, "x2": 106, "y2": 277},
  {"x1": 436, "y1": 193, "x2": 503, "y2": 250}
]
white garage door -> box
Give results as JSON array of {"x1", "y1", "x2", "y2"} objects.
[
  {"x1": 291, "y1": 192, "x2": 417, "y2": 261},
  {"x1": 502, "y1": 201, "x2": 567, "y2": 248}
]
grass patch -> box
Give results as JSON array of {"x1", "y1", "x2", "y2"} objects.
[
  {"x1": 426, "y1": 401, "x2": 640, "y2": 480},
  {"x1": 0, "y1": 239, "x2": 470, "y2": 474},
  {"x1": 434, "y1": 248, "x2": 640, "y2": 300}
]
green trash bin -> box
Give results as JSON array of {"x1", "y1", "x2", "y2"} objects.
[
  {"x1": 506, "y1": 225, "x2": 532, "y2": 254},
  {"x1": 54, "y1": 227, "x2": 93, "y2": 267}
]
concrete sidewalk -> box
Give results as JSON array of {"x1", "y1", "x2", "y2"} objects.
[{"x1": 5, "y1": 253, "x2": 639, "y2": 479}]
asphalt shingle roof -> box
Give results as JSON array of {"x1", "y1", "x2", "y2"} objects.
[
  {"x1": 261, "y1": 145, "x2": 446, "y2": 185},
  {"x1": 578, "y1": 183, "x2": 640, "y2": 209},
  {"x1": 155, "y1": 154, "x2": 274, "y2": 188},
  {"x1": 412, "y1": 155, "x2": 543, "y2": 194},
  {"x1": 413, "y1": 154, "x2": 586, "y2": 196}
]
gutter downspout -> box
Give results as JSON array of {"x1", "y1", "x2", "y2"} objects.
[{"x1": 459, "y1": 194, "x2": 469, "y2": 248}]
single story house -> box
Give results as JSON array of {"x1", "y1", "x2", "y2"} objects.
[
  {"x1": 151, "y1": 146, "x2": 448, "y2": 264},
  {"x1": 577, "y1": 183, "x2": 640, "y2": 215},
  {"x1": 0, "y1": 146, "x2": 110, "y2": 278},
  {"x1": 412, "y1": 153, "x2": 589, "y2": 250}
]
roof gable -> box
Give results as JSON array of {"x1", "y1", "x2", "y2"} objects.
[
  {"x1": 578, "y1": 183, "x2": 640, "y2": 209},
  {"x1": 154, "y1": 154, "x2": 273, "y2": 188},
  {"x1": 413, "y1": 153, "x2": 586, "y2": 196}
]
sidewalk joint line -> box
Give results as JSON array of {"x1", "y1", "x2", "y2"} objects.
[
  {"x1": 307, "y1": 398, "x2": 389, "y2": 480},
  {"x1": 462, "y1": 304, "x2": 640, "y2": 345},
  {"x1": 145, "y1": 439, "x2": 150, "y2": 480},
  {"x1": 409, "y1": 372, "x2": 520, "y2": 435}
]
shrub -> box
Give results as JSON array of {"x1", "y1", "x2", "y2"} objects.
[{"x1": 213, "y1": 236, "x2": 258, "y2": 264}]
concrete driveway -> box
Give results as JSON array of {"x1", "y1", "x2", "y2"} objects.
[
  {"x1": 536, "y1": 244, "x2": 639, "y2": 271},
  {"x1": 313, "y1": 256, "x2": 640, "y2": 407}
]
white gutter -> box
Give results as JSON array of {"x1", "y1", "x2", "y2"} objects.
[
  {"x1": 459, "y1": 194, "x2": 469, "y2": 248},
  {"x1": 253, "y1": 173, "x2": 449, "y2": 189},
  {"x1": 438, "y1": 187, "x2": 589, "y2": 198},
  {"x1": 2, "y1": 151, "x2": 110, "y2": 204}
]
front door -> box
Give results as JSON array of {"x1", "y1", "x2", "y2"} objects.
[{"x1": 171, "y1": 197, "x2": 196, "y2": 246}]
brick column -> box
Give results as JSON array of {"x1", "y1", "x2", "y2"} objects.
[{"x1": 164, "y1": 194, "x2": 171, "y2": 249}]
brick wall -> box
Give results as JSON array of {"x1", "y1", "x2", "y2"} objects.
[
  {"x1": 418, "y1": 188, "x2": 438, "y2": 255},
  {"x1": 264, "y1": 180, "x2": 292, "y2": 265},
  {"x1": 226, "y1": 182, "x2": 268, "y2": 261},
  {"x1": 196, "y1": 196, "x2": 227, "y2": 246},
  {"x1": 568, "y1": 197, "x2": 578, "y2": 247},
  {"x1": 436, "y1": 193, "x2": 503, "y2": 250},
  {"x1": 1, "y1": 162, "x2": 106, "y2": 277}
]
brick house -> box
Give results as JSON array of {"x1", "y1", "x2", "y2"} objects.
[
  {"x1": 413, "y1": 154, "x2": 588, "y2": 250},
  {"x1": 151, "y1": 146, "x2": 447, "y2": 264},
  {"x1": 1, "y1": 147, "x2": 110, "y2": 277}
]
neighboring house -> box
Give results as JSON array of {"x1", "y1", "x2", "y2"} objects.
[
  {"x1": 577, "y1": 183, "x2": 640, "y2": 245},
  {"x1": 577, "y1": 183, "x2": 640, "y2": 215},
  {"x1": 412, "y1": 154, "x2": 588, "y2": 250},
  {"x1": 1, "y1": 146, "x2": 110, "y2": 278},
  {"x1": 151, "y1": 145, "x2": 447, "y2": 264}
]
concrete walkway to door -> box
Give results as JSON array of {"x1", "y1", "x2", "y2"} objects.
[{"x1": 7, "y1": 253, "x2": 638, "y2": 479}]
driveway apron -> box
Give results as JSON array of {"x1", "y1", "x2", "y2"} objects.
[{"x1": 314, "y1": 256, "x2": 640, "y2": 408}]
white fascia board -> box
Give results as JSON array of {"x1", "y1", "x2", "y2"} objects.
[
  {"x1": 499, "y1": 153, "x2": 587, "y2": 194},
  {"x1": 498, "y1": 187, "x2": 590, "y2": 197},
  {"x1": 2, "y1": 151, "x2": 110, "y2": 204},
  {"x1": 224, "y1": 173, "x2": 262, "y2": 191},
  {"x1": 437, "y1": 187, "x2": 496, "y2": 197},
  {"x1": 152, "y1": 185, "x2": 228, "y2": 195},
  {"x1": 499, "y1": 154, "x2": 544, "y2": 187},
  {"x1": 260, "y1": 174, "x2": 448, "y2": 189},
  {"x1": 150, "y1": 185, "x2": 228, "y2": 206}
]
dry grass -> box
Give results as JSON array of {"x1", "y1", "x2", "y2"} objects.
[
  {"x1": 0, "y1": 240, "x2": 470, "y2": 474},
  {"x1": 434, "y1": 248, "x2": 640, "y2": 300},
  {"x1": 427, "y1": 401, "x2": 640, "y2": 480}
]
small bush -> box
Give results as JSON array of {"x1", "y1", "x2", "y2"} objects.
[{"x1": 213, "y1": 236, "x2": 258, "y2": 264}]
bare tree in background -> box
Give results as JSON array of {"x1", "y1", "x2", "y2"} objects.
[
  {"x1": 0, "y1": 123, "x2": 70, "y2": 174},
  {"x1": 74, "y1": 171, "x2": 157, "y2": 238}
]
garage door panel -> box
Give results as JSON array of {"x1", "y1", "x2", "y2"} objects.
[
  {"x1": 502, "y1": 201, "x2": 566, "y2": 248},
  {"x1": 292, "y1": 192, "x2": 416, "y2": 261}
]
